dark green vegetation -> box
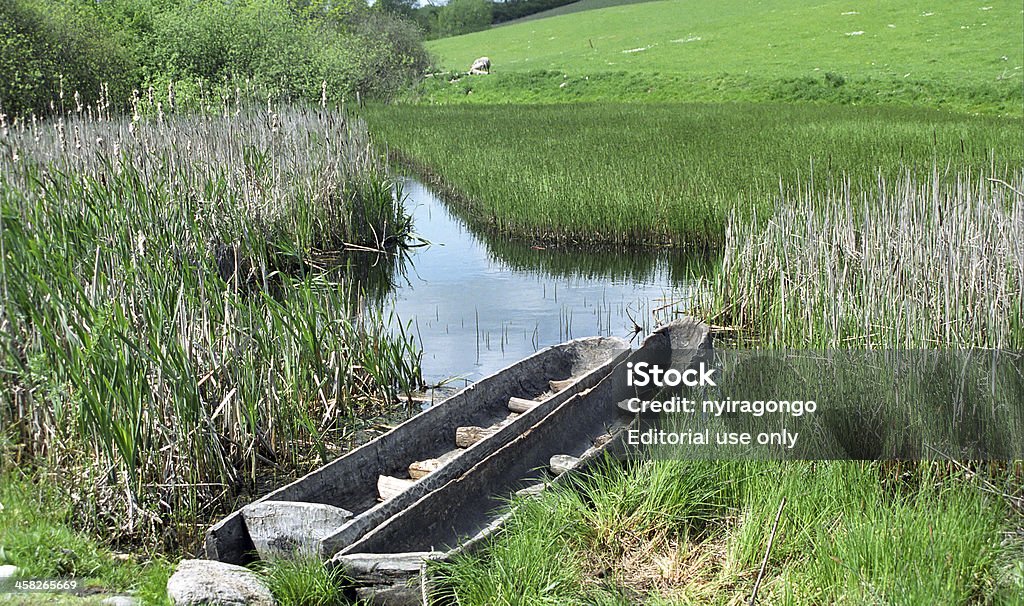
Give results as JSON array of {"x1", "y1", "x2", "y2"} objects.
[
  {"x1": 0, "y1": 0, "x2": 429, "y2": 117},
  {"x1": 367, "y1": 103, "x2": 1022, "y2": 248},
  {"x1": 491, "y1": 0, "x2": 586, "y2": 24},
  {"x1": 0, "y1": 99, "x2": 423, "y2": 558},
  {"x1": 434, "y1": 460, "x2": 1024, "y2": 604},
  {"x1": 423, "y1": 0, "x2": 1022, "y2": 114},
  {"x1": 390, "y1": 0, "x2": 616, "y2": 40}
]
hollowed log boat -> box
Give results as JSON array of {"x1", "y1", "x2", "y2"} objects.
[
  {"x1": 329, "y1": 318, "x2": 712, "y2": 605},
  {"x1": 205, "y1": 335, "x2": 631, "y2": 564}
]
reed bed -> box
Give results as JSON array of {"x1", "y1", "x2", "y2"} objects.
[
  {"x1": 0, "y1": 99, "x2": 422, "y2": 548},
  {"x1": 698, "y1": 170, "x2": 1024, "y2": 349},
  {"x1": 367, "y1": 102, "x2": 1022, "y2": 248}
]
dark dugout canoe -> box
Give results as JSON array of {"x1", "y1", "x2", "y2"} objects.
[
  {"x1": 330, "y1": 318, "x2": 712, "y2": 605},
  {"x1": 205, "y1": 335, "x2": 631, "y2": 565}
]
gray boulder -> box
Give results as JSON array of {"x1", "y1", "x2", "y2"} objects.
[{"x1": 167, "y1": 559, "x2": 275, "y2": 606}]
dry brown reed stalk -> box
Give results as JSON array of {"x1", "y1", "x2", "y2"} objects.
[{"x1": 697, "y1": 170, "x2": 1024, "y2": 349}]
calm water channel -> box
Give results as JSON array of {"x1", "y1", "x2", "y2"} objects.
[{"x1": 385, "y1": 179, "x2": 703, "y2": 385}]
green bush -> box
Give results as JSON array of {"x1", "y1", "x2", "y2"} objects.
[
  {"x1": 0, "y1": 0, "x2": 136, "y2": 116},
  {"x1": 0, "y1": 0, "x2": 430, "y2": 117}
]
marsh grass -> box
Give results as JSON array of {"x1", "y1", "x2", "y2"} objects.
[
  {"x1": 367, "y1": 103, "x2": 1021, "y2": 249},
  {"x1": 258, "y1": 556, "x2": 348, "y2": 606},
  {"x1": 432, "y1": 460, "x2": 1022, "y2": 604},
  {"x1": 0, "y1": 100, "x2": 423, "y2": 549},
  {"x1": 697, "y1": 170, "x2": 1024, "y2": 348}
]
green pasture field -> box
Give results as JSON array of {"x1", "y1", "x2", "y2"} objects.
[
  {"x1": 422, "y1": 0, "x2": 1023, "y2": 113},
  {"x1": 494, "y1": 0, "x2": 660, "y2": 27}
]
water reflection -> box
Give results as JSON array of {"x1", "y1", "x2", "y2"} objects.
[{"x1": 386, "y1": 179, "x2": 709, "y2": 384}]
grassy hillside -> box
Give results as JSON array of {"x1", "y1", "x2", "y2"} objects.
[
  {"x1": 495, "y1": 0, "x2": 657, "y2": 26},
  {"x1": 424, "y1": 0, "x2": 1023, "y2": 112}
]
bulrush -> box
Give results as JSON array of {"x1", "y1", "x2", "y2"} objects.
[{"x1": 0, "y1": 93, "x2": 422, "y2": 547}]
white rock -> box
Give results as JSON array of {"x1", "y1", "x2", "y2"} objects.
[
  {"x1": 102, "y1": 597, "x2": 139, "y2": 606},
  {"x1": 0, "y1": 565, "x2": 18, "y2": 579},
  {"x1": 167, "y1": 559, "x2": 275, "y2": 606},
  {"x1": 549, "y1": 454, "x2": 581, "y2": 475}
]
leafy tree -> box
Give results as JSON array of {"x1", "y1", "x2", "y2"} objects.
[{"x1": 375, "y1": 0, "x2": 418, "y2": 21}]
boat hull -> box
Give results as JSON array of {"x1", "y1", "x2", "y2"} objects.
[{"x1": 205, "y1": 335, "x2": 630, "y2": 564}]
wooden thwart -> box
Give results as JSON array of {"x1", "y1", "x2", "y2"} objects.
[
  {"x1": 377, "y1": 476, "x2": 414, "y2": 501},
  {"x1": 455, "y1": 425, "x2": 498, "y2": 448},
  {"x1": 408, "y1": 460, "x2": 438, "y2": 480},
  {"x1": 507, "y1": 396, "x2": 538, "y2": 413},
  {"x1": 549, "y1": 378, "x2": 575, "y2": 392},
  {"x1": 407, "y1": 449, "x2": 462, "y2": 480}
]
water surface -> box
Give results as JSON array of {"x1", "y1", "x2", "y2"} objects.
[{"x1": 386, "y1": 179, "x2": 702, "y2": 384}]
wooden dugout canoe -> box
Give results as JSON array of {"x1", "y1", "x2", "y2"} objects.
[
  {"x1": 205, "y1": 335, "x2": 631, "y2": 565},
  {"x1": 330, "y1": 318, "x2": 713, "y2": 605}
]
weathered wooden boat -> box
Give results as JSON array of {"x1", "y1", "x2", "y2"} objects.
[
  {"x1": 205, "y1": 335, "x2": 630, "y2": 565},
  {"x1": 329, "y1": 318, "x2": 712, "y2": 605}
]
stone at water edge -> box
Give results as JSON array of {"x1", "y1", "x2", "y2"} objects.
[{"x1": 167, "y1": 559, "x2": 275, "y2": 606}]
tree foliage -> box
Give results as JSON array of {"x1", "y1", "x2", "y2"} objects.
[
  {"x1": 0, "y1": 0, "x2": 432, "y2": 117},
  {"x1": 436, "y1": 0, "x2": 493, "y2": 37}
]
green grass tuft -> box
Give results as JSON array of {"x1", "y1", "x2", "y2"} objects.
[{"x1": 259, "y1": 557, "x2": 347, "y2": 606}]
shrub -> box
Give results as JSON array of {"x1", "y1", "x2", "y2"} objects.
[
  {"x1": 0, "y1": 0, "x2": 136, "y2": 116},
  {"x1": 0, "y1": 0, "x2": 431, "y2": 117}
]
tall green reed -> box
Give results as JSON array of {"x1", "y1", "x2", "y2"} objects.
[{"x1": 0, "y1": 100, "x2": 422, "y2": 548}]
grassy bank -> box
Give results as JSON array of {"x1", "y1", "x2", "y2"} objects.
[
  {"x1": 367, "y1": 102, "x2": 1022, "y2": 248},
  {"x1": 0, "y1": 471, "x2": 174, "y2": 603},
  {"x1": 433, "y1": 460, "x2": 1024, "y2": 604},
  {"x1": 422, "y1": 0, "x2": 1022, "y2": 113},
  {"x1": 0, "y1": 99, "x2": 423, "y2": 555}
]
